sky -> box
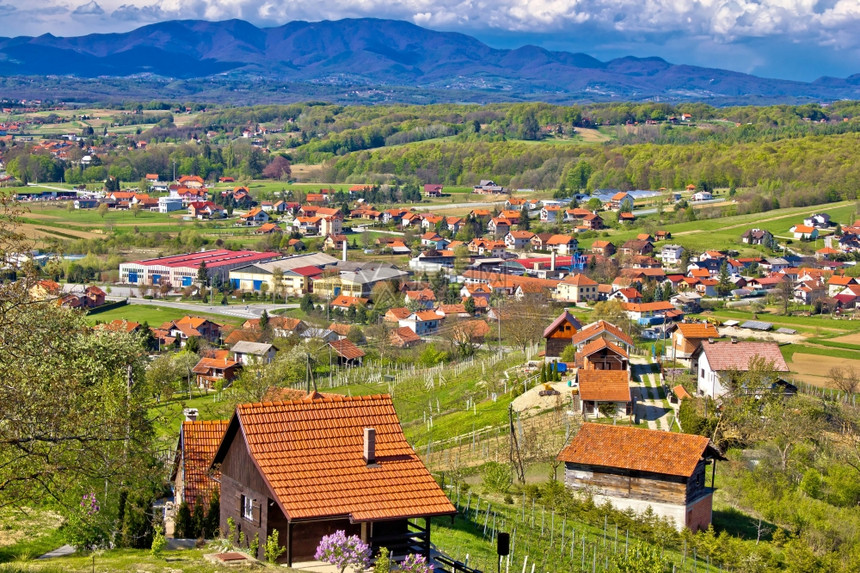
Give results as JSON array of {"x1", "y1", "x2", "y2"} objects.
[{"x1": 1, "y1": 0, "x2": 859, "y2": 81}]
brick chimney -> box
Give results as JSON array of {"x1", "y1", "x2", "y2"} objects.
[{"x1": 363, "y1": 427, "x2": 377, "y2": 466}]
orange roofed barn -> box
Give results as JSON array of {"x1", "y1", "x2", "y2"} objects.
[
  {"x1": 171, "y1": 412, "x2": 229, "y2": 510},
  {"x1": 211, "y1": 394, "x2": 455, "y2": 565},
  {"x1": 542, "y1": 309, "x2": 583, "y2": 358},
  {"x1": 558, "y1": 423, "x2": 722, "y2": 532}
]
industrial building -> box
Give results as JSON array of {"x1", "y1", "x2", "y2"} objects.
[{"x1": 119, "y1": 249, "x2": 280, "y2": 287}]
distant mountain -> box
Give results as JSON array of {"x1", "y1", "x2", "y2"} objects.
[{"x1": 1, "y1": 18, "x2": 858, "y2": 103}]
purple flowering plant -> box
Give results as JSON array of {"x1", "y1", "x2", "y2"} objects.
[
  {"x1": 401, "y1": 553, "x2": 434, "y2": 573},
  {"x1": 315, "y1": 530, "x2": 371, "y2": 573},
  {"x1": 63, "y1": 492, "x2": 110, "y2": 552}
]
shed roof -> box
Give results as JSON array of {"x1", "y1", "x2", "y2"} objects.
[{"x1": 558, "y1": 423, "x2": 713, "y2": 478}]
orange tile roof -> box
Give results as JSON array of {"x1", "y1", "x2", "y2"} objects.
[
  {"x1": 571, "y1": 320, "x2": 634, "y2": 347},
  {"x1": 328, "y1": 323, "x2": 353, "y2": 337},
  {"x1": 578, "y1": 337, "x2": 629, "y2": 359},
  {"x1": 178, "y1": 420, "x2": 229, "y2": 506},
  {"x1": 622, "y1": 301, "x2": 676, "y2": 312},
  {"x1": 577, "y1": 370, "x2": 631, "y2": 402},
  {"x1": 558, "y1": 423, "x2": 712, "y2": 478},
  {"x1": 415, "y1": 310, "x2": 441, "y2": 321},
  {"x1": 329, "y1": 338, "x2": 366, "y2": 360},
  {"x1": 96, "y1": 319, "x2": 141, "y2": 333},
  {"x1": 223, "y1": 328, "x2": 265, "y2": 346},
  {"x1": 676, "y1": 323, "x2": 720, "y2": 339},
  {"x1": 217, "y1": 395, "x2": 456, "y2": 521},
  {"x1": 562, "y1": 273, "x2": 598, "y2": 286},
  {"x1": 331, "y1": 295, "x2": 369, "y2": 308},
  {"x1": 385, "y1": 307, "x2": 412, "y2": 321},
  {"x1": 390, "y1": 326, "x2": 422, "y2": 347}
]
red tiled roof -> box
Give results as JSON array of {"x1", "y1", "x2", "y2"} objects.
[
  {"x1": 676, "y1": 323, "x2": 720, "y2": 339},
  {"x1": 329, "y1": 338, "x2": 366, "y2": 360},
  {"x1": 390, "y1": 326, "x2": 422, "y2": 347},
  {"x1": 699, "y1": 341, "x2": 789, "y2": 372},
  {"x1": 95, "y1": 319, "x2": 141, "y2": 333},
  {"x1": 570, "y1": 320, "x2": 634, "y2": 347},
  {"x1": 562, "y1": 273, "x2": 598, "y2": 286},
  {"x1": 178, "y1": 420, "x2": 229, "y2": 506},
  {"x1": 385, "y1": 307, "x2": 412, "y2": 321},
  {"x1": 577, "y1": 370, "x2": 631, "y2": 402},
  {"x1": 578, "y1": 337, "x2": 629, "y2": 359},
  {"x1": 217, "y1": 395, "x2": 456, "y2": 521},
  {"x1": 331, "y1": 295, "x2": 369, "y2": 308},
  {"x1": 558, "y1": 423, "x2": 712, "y2": 478}
]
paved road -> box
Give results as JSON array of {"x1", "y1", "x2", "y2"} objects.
[
  {"x1": 62, "y1": 283, "x2": 295, "y2": 319},
  {"x1": 412, "y1": 200, "x2": 507, "y2": 212},
  {"x1": 630, "y1": 357, "x2": 677, "y2": 431}
]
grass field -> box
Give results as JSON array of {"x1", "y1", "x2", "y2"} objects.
[
  {"x1": 578, "y1": 200, "x2": 855, "y2": 253},
  {"x1": 84, "y1": 304, "x2": 245, "y2": 328}
]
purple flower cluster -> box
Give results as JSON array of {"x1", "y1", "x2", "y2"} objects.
[
  {"x1": 401, "y1": 553, "x2": 434, "y2": 573},
  {"x1": 315, "y1": 530, "x2": 371, "y2": 573},
  {"x1": 80, "y1": 492, "x2": 100, "y2": 516}
]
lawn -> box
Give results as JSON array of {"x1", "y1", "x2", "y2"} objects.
[
  {"x1": 577, "y1": 200, "x2": 854, "y2": 254},
  {"x1": 84, "y1": 304, "x2": 245, "y2": 328},
  {"x1": 695, "y1": 308, "x2": 854, "y2": 334}
]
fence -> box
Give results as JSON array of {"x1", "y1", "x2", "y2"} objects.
[
  {"x1": 420, "y1": 408, "x2": 573, "y2": 473},
  {"x1": 437, "y1": 493, "x2": 726, "y2": 573}
]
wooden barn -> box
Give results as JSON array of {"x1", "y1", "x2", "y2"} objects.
[
  {"x1": 558, "y1": 424, "x2": 722, "y2": 532},
  {"x1": 542, "y1": 310, "x2": 583, "y2": 358},
  {"x1": 171, "y1": 411, "x2": 229, "y2": 510},
  {"x1": 211, "y1": 393, "x2": 456, "y2": 564}
]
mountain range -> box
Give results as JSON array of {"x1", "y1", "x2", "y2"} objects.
[{"x1": 1, "y1": 18, "x2": 859, "y2": 104}]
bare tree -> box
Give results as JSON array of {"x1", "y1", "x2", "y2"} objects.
[{"x1": 829, "y1": 366, "x2": 860, "y2": 394}]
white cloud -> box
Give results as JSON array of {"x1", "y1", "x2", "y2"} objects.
[
  {"x1": 72, "y1": 1, "x2": 105, "y2": 15},
  {"x1": 1, "y1": 0, "x2": 859, "y2": 77}
]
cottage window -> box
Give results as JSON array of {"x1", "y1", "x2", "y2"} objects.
[
  {"x1": 700, "y1": 369, "x2": 705, "y2": 379},
  {"x1": 242, "y1": 495, "x2": 254, "y2": 521}
]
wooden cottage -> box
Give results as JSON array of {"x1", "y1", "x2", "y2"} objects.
[
  {"x1": 171, "y1": 413, "x2": 229, "y2": 510},
  {"x1": 558, "y1": 424, "x2": 721, "y2": 532},
  {"x1": 211, "y1": 394, "x2": 456, "y2": 564},
  {"x1": 542, "y1": 310, "x2": 583, "y2": 358}
]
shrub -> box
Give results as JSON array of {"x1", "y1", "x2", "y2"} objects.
[
  {"x1": 482, "y1": 461, "x2": 513, "y2": 494},
  {"x1": 265, "y1": 530, "x2": 287, "y2": 564},
  {"x1": 314, "y1": 530, "x2": 370, "y2": 573}
]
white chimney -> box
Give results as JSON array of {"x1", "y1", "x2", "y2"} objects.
[
  {"x1": 363, "y1": 427, "x2": 377, "y2": 465},
  {"x1": 342, "y1": 239, "x2": 348, "y2": 262},
  {"x1": 183, "y1": 408, "x2": 199, "y2": 422}
]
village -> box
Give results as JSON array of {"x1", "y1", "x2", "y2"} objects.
[{"x1": 3, "y1": 99, "x2": 860, "y2": 573}]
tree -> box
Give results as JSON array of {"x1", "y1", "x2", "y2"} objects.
[
  {"x1": 146, "y1": 353, "x2": 181, "y2": 402},
  {"x1": 262, "y1": 155, "x2": 292, "y2": 180},
  {"x1": 259, "y1": 309, "x2": 270, "y2": 331},
  {"x1": 518, "y1": 205, "x2": 531, "y2": 230},
  {"x1": 829, "y1": 366, "x2": 860, "y2": 395},
  {"x1": 130, "y1": 203, "x2": 141, "y2": 218},
  {"x1": 271, "y1": 269, "x2": 284, "y2": 302},
  {"x1": 197, "y1": 261, "x2": 209, "y2": 287},
  {"x1": 97, "y1": 202, "x2": 109, "y2": 219},
  {"x1": 463, "y1": 296, "x2": 476, "y2": 315},
  {"x1": 717, "y1": 260, "x2": 732, "y2": 297},
  {"x1": 0, "y1": 300, "x2": 153, "y2": 508}
]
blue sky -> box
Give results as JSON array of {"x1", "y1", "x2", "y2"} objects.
[{"x1": 1, "y1": 0, "x2": 859, "y2": 81}]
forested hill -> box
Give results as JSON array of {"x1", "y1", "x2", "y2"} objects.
[{"x1": 2, "y1": 18, "x2": 860, "y2": 104}]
